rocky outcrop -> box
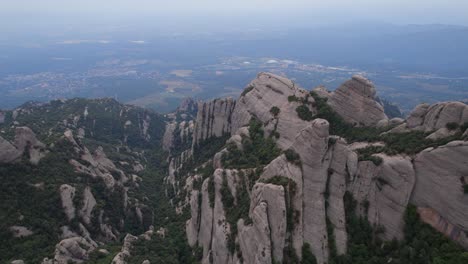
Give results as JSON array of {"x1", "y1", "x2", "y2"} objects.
[
  {"x1": 231, "y1": 72, "x2": 313, "y2": 149},
  {"x1": 314, "y1": 75, "x2": 388, "y2": 127},
  {"x1": 390, "y1": 101, "x2": 468, "y2": 136},
  {"x1": 260, "y1": 154, "x2": 303, "y2": 256},
  {"x1": 0, "y1": 126, "x2": 46, "y2": 164},
  {"x1": 407, "y1": 102, "x2": 468, "y2": 131},
  {"x1": 0, "y1": 136, "x2": 22, "y2": 163},
  {"x1": 79, "y1": 187, "x2": 97, "y2": 225},
  {"x1": 50, "y1": 236, "x2": 97, "y2": 264},
  {"x1": 411, "y1": 141, "x2": 468, "y2": 247},
  {"x1": 250, "y1": 183, "x2": 287, "y2": 262},
  {"x1": 178, "y1": 73, "x2": 468, "y2": 264},
  {"x1": 238, "y1": 202, "x2": 272, "y2": 264},
  {"x1": 193, "y1": 98, "x2": 236, "y2": 146},
  {"x1": 112, "y1": 234, "x2": 138, "y2": 264},
  {"x1": 9, "y1": 226, "x2": 34, "y2": 238},
  {"x1": 60, "y1": 184, "x2": 76, "y2": 221},
  {"x1": 291, "y1": 119, "x2": 330, "y2": 264}
]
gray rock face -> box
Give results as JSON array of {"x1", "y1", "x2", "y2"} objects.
[
  {"x1": 197, "y1": 178, "x2": 214, "y2": 260},
  {"x1": 291, "y1": 119, "x2": 330, "y2": 264},
  {"x1": 186, "y1": 189, "x2": 200, "y2": 247},
  {"x1": 407, "y1": 101, "x2": 468, "y2": 131},
  {"x1": 112, "y1": 234, "x2": 138, "y2": 264},
  {"x1": 260, "y1": 154, "x2": 303, "y2": 257},
  {"x1": 60, "y1": 184, "x2": 76, "y2": 221},
  {"x1": 0, "y1": 136, "x2": 22, "y2": 163},
  {"x1": 193, "y1": 98, "x2": 236, "y2": 146},
  {"x1": 79, "y1": 187, "x2": 96, "y2": 225},
  {"x1": 250, "y1": 183, "x2": 287, "y2": 262},
  {"x1": 9, "y1": 226, "x2": 34, "y2": 238},
  {"x1": 316, "y1": 75, "x2": 388, "y2": 127},
  {"x1": 0, "y1": 126, "x2": 46, "y2": 164},
  {"x1": 238, "y1": 202, "x2": 272, "y2": 264},
  {"x1": 348, "y1": 155, "x2": 415, "y2": 240},
  {"x1": 211, "y1": 170, "x2": 232, "y2": 264},
  {"x1": 178, "y1": 73, "x2": 468, "y2": 264},
  {"x1": 327, "y1": 138, "x2": 350, "y2": 255},
  {"x1": 53, "y1": 236, "x2": 97, "y2": 264},
  {"x1": 411, "y1": 141, "x2": 468, "y2": 247},
  {"x1": 231, "y1": 72, "x2": 312, "y2": 149}
]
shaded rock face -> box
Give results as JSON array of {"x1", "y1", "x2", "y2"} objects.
[
  {"x1": 407, "y1": 102, "x2": 468, "y2": 131},
  {"x1": 193, "y1": 98, "x2": 236, "y2": 146},
  {"x1": 411, "y1": 141, "x2": 468, "y2": 247},
  {"x1": 315, "y1": 75, "x2": 388, "y2": 127},
  {"x1": 349, "y1": 155, "x2": 416, "y2": 240}
]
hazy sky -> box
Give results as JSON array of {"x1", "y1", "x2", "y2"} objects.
[{"x1": 2, "y1": 0, "x2": 468, "y2": 31}]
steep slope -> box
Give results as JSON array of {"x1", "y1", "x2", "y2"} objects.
[
  {"x1": 0, "y1": 98, "x2": 171, "y2": 264},
  {"x1": 168, "y1": 73, "x2": 468, "y2": 264}
]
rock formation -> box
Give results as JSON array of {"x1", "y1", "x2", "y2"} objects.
[
  {"x1": 313, "y1": 75, "x2": 388, "y2": 126},
  {"x1": 176, "y1": 73, "x2": 468, "y2": 264}
]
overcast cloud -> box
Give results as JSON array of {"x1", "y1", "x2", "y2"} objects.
[{"x1": 2, "y1": 0, "x2": 468, "y2": 31}]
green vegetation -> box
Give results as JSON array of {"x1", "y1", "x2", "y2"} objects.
[
  {"x1": 446, "y1": 122, "x2": 459, "y2": 131},
  {"x1": 208, "y1": 176, "x2": 215, "y2": 208},
  {"x1": 284, "y1": 149, "x2": 301, "y2": 166},
  {"x1": 307, "y1": 91, "x2": 467, "y2": 156},
  {"x1": 356, "y1": 147, "x2": 384, "y2": 166},
  {"x1": 288, "y1": 95, "x2": 300, "y2": 102},
  {"x1": 222, "y1": 118, "x2": 281, "y2": 169},
  {"x1": 220, "y1": 172, "x2": 251, "y2": 255},
  {"x1": 301, "y1": 243, "x2": 318, "y2": 264},
  {"x1": 296, "y1": 105, "x2": 314, "y2": 121},
  {"x1": 241, "y1": 85, "x2": 255, "y2": 96},
  {"x1": 464, "y1": 184, "x2": 468, "y2": 194},
  {"x1": 270, "y1": 106, "x2": 281, "y2": 117}
]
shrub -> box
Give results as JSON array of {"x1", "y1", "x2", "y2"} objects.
[
  {"x1": 208, "y1": 176, "x2": 215, "y2": 208},
  {"x1": 288, "y1": 95, "x2": 299, "y2": 102},
  {"x1": 284, "y1": 149, "x2": 301, "y2": 166},
  {"x1": 446, "y1": 122, "x2": 459, "y2": 131},
  {"x1": 296, "y1": 105, "x2": 314, "y2": 121},
  {"x1": 222, "y1": 118, "x2": 280, "y2": 169},
  {"x1": 464, "y1": 184, "x2": 468, "y2": 194},
  {"x1": 270, "y1": 106, "x2": 280, "y2": 117},
  {"x1": 241, "y1": 85, "x2": 254, "y2": 96},
  {"x1": 301, "y1": 243, "x2": 318, "y2": 264}
]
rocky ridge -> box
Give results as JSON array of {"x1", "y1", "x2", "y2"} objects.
[{"x1": 165, "y1": 72, "x2": 468, "y2": 264}]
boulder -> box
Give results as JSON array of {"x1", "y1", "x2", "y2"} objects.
[
  {"x1": 9, "y1": 226, "x2": 34, "y2": 238},
  {"x1": 318, "y1": 75, "x2": 388, "y2": 127}
]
